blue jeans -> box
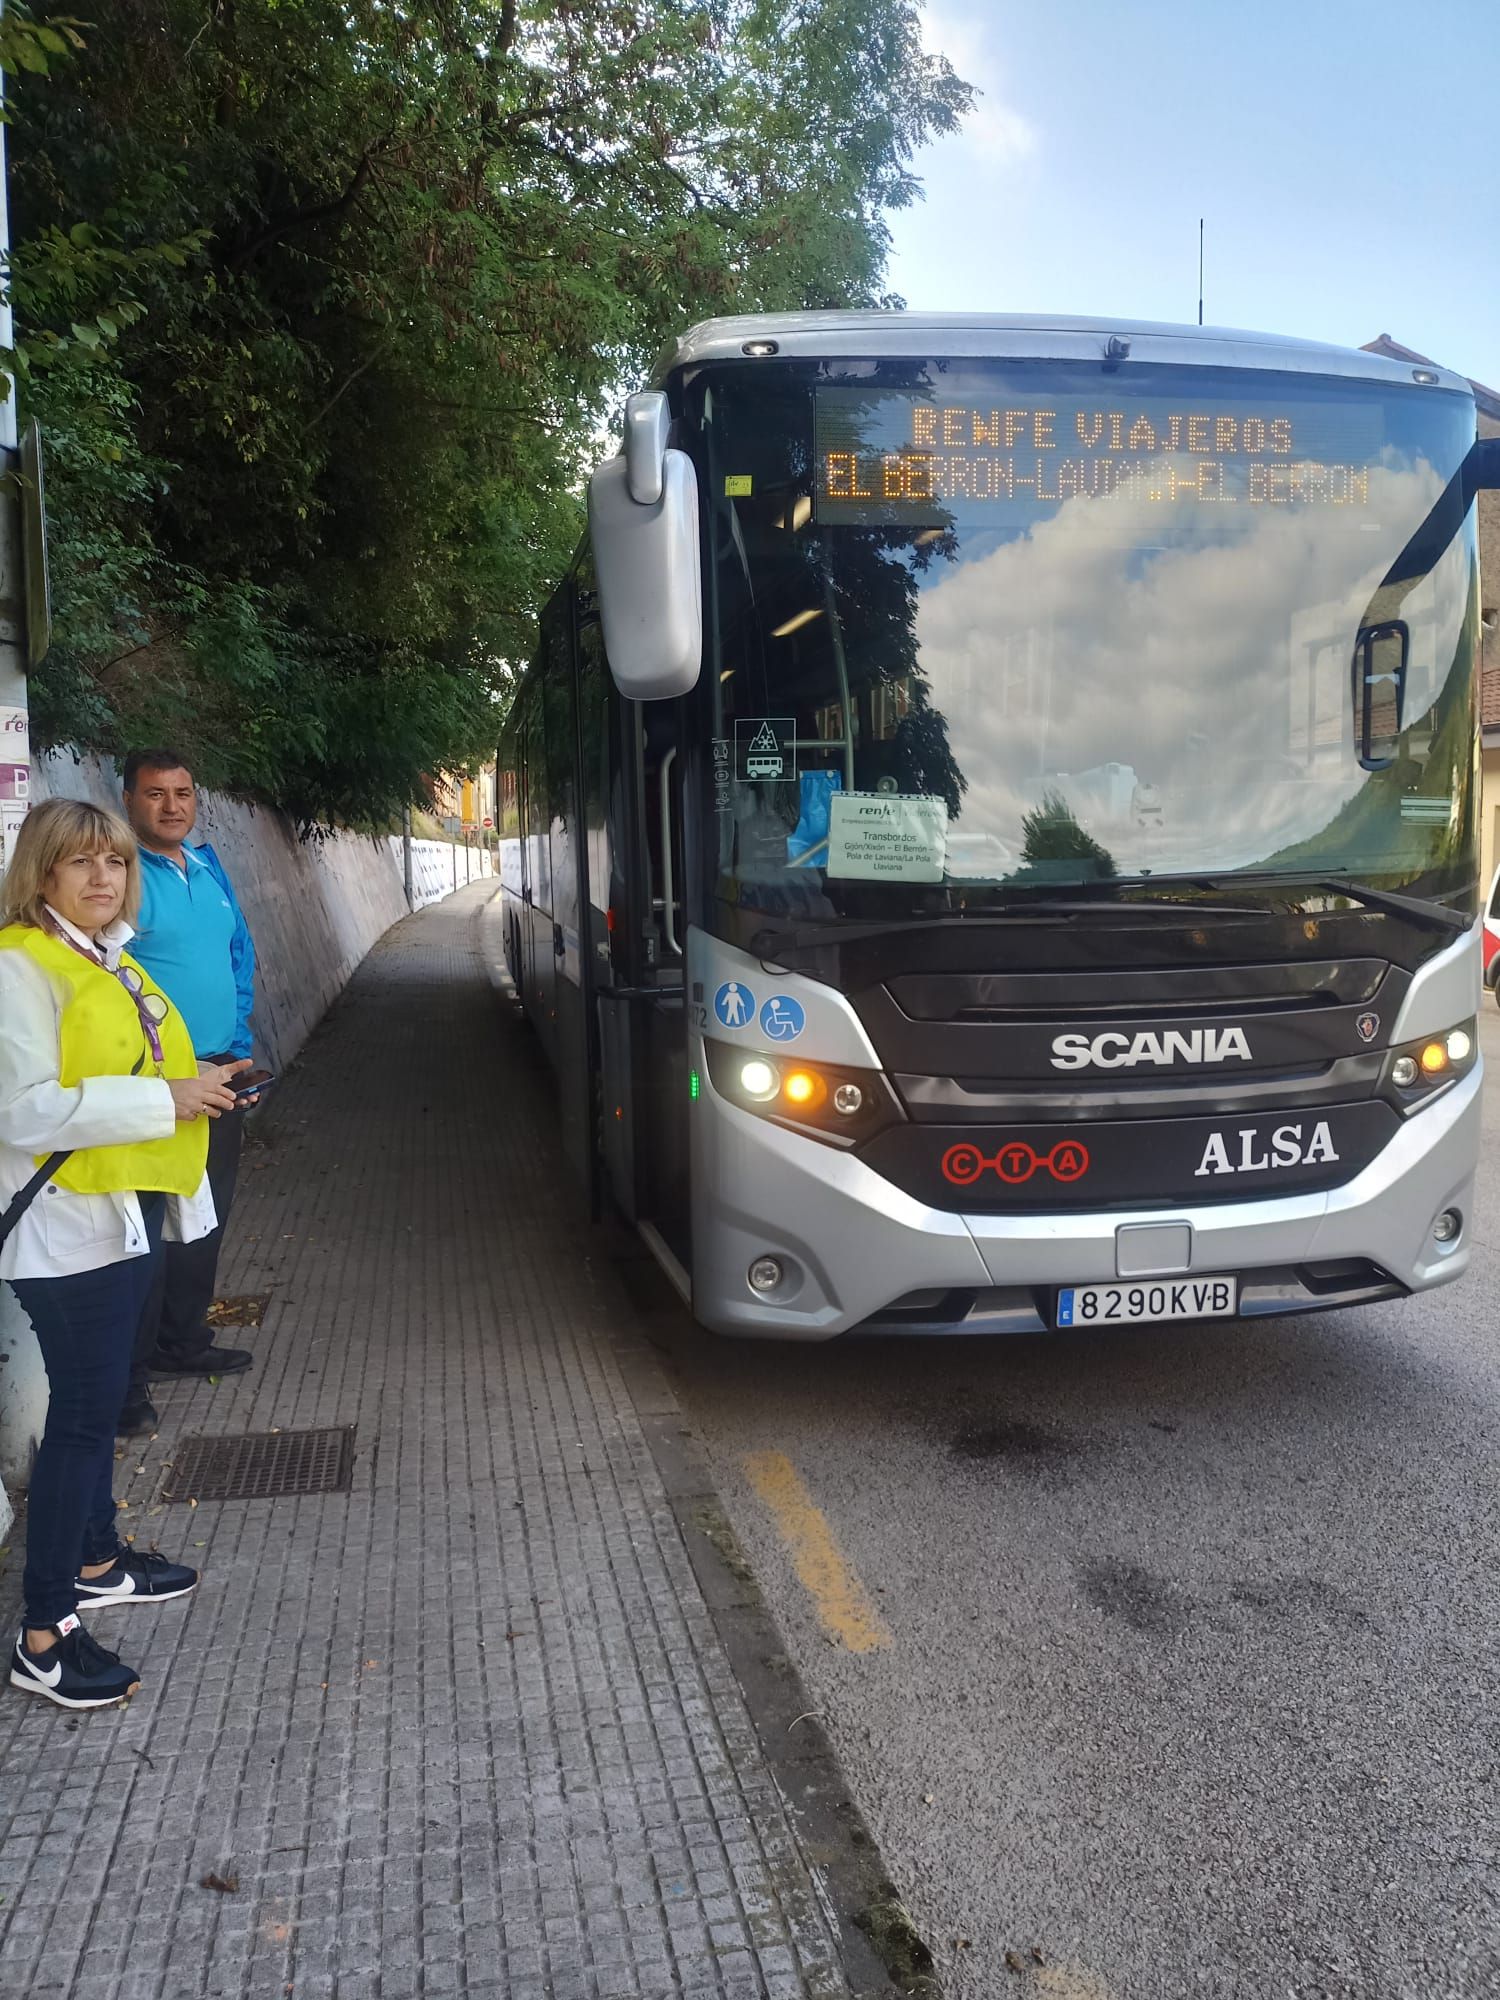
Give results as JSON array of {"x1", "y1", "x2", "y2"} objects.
[{"x1": 9, "y1": 1196, "x2": 164, "y2": 1628}]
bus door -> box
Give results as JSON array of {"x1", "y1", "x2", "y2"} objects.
[
  {"x1": 631, "y1": 698, "x2": 691, "y2": 1269},
  {"x1": 541, "y1": 592, "x2": 597, "y2": 1206},
  {"x1": 589, "y1": 651, "x2": 691, "y2": 1271}
]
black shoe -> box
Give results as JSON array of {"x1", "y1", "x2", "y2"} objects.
[
  {"x1": 146, "y1": 1344, "x2": 252, "y2": 1377},
  {"x1": 77, "y1": 1549, "x2": 199, "y2": 1609},
  {"x1": 10, "y1": 1616, "x2": 141, "y2": 1709},
  {"x1": 116, "y1": 1396, "x2": 159, "y2": 1436}
]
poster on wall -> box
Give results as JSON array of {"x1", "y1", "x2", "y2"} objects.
[
  {"x1": 1, "y1": 799, "x2": 27, "y2": 871},
  {"x1": 0, "y1": 707, "x2": 32, "y2": 873}
]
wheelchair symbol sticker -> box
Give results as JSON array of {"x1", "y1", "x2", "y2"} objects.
[
  {"x1": 714, "y1": 981, "x2": 755, "y2": 1030},
  {"x1": 760, "y1": 995, "x2": 805, "y2": 1042}
]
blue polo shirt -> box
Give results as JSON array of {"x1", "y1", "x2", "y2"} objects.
[{"x1": 132, "y1": 843, "x2": 256, "y2": 1059}]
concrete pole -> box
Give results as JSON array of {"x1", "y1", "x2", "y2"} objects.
[
  {"x1": 0, "y1": 0, "x2": 36, "y2": 1535},
  {"x1": 401, "y1": 802, "x2": 414, "y2": 909},
  {"x1": 0, "y1": 0, "x2": 29, "y2": 862}
]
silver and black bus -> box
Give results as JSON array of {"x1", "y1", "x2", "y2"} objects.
[{"x1": 499, "y1": 313, "x2": 1498, "y2": 1339}]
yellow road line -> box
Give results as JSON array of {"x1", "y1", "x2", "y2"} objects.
[{"x1": 742, "y1": 1450, "x2": 892, "y2": 1653}]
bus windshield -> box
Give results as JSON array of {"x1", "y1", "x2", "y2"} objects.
[{"x1": 687, "y1": 357, "x2": 1479, "y2": 925}]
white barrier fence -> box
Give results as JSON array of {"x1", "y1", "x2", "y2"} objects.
[{"x1": 388, "y1": 836, "x2": 494, "y2": 910}]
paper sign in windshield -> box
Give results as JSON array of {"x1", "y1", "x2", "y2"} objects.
[{"x1": 827, "y1": 793, "x2": 947, "y2": 882}]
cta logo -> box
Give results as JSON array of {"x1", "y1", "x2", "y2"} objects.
[
  {"x1": 1193, "y1": 1121, "x2": 1339, "y2": 1177},
  {"x1": 942, "y1": 1138, "x2": 1091, "y2": 1187},
  {"x1": 1050, "y1": 1027, "x2": 1252, "y2": 1071}
]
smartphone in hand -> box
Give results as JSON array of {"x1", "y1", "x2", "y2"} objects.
[{"x1": 232, "y1": 1068, "x2": 276, "y2": 1102}]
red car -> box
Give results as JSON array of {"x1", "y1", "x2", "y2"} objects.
[{"x1": 1485, "y1": 865, "x2": 1500, "y2": 1003}]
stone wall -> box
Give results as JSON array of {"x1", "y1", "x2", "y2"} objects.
[{"x1": 31, "y1": 751, "x2": 413, "y2": 1072}]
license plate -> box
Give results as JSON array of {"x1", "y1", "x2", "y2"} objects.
[{"x1": 1056, "y1": 1276, "x2": 1238, "y2": 1329}]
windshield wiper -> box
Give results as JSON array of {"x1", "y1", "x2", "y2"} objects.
[
  {"x1": 750, "y1": 897, "x2": 1264, "y2": 959},
  {"x1": 1131, "y1": 870, "x2": 1472, "y2": 939}
]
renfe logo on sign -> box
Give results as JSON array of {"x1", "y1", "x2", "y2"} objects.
[
  {"x1": 1193, "y1": 1122, "x2": 1339, "y2": 1177},
  {"x1": 1051, "y1": 1027, "x2": 1252, "y2": 1071}
]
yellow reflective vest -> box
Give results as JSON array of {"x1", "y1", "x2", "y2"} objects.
[{"x1": 0, "y1": 922, "x2": 209, "y2": 1195}]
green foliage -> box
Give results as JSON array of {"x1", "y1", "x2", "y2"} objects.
[
  {"x1": 5, "y1": 0, "x2": 969, "y2": 826},
  {"x1": 1020, "y1": 791, "x2": 1118, "y2": 877},
  {"x1": 0, "y1": 6, "x2": 84, "y2": 89}
]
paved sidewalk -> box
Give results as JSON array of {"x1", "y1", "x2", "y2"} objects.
[{"x1": 0, "y1": 885, "x2": 852, "y2": 2000}]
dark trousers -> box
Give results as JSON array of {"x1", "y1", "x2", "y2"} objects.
[
  {"x1": 11, "y1": 1197, "x2": 165, "y2": 1628},
  {"x1": 129, "y1": 1079, "x2": 244, "y2": 1396}
]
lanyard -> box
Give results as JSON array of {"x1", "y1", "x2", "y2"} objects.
[{"x1": 47, "y1": 920, "x2": 168, "y2": 1069}]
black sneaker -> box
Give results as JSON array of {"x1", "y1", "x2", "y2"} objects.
[
  {"x1": 10, "y1": 1616, "x2": 141, "y2": 1709},
  {"x1": 146, "y1": 1344, "x2": 252, "y2": 1377},
  {"x1": 116, "y1": 1395, "x2": 159, "y2": 1437},
  {"x1": 77, "y1": 1549, "x2": 199, "y2": 1608}
]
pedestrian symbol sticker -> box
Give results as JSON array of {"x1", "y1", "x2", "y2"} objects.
[
  {"x1": 760, "y1": 995, "x2": 805, "y2": 1042},
  {"x1": 734, "y1": 718, "x2": 795, "y2": 784},
  {"x1": 714, "y1": 981, "x2": 755, "y2": 1030}
]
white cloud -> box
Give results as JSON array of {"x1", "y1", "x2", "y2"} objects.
[
  {"x1": 921, "y1": 3, "x2": 1037, "y2": 165},
  {"x1": 907, "y1": 458, "x2": 1463, "y2": 877}
]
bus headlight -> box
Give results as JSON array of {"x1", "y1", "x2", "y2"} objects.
[
  {"x1": 739, "y1": 1058, "x2": 780, "y2": 1101},
  {"x1": 702, "y1": 1040, "x2": 902, "y2": 1145},
  {"x1": 1385, "y1": 1018, "x2": 1477, "y2": 1111}
]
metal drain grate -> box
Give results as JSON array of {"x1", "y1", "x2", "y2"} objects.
[{"x1": 162, "y1": 1427, "x2": 355, "y2": 1503}]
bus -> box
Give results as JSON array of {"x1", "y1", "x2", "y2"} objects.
[{"x1": 498, "y1": 312, "x2": 1499, "y2": 1339}]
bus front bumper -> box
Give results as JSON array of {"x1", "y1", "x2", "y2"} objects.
[{"x1": 688, "y1": 1063, "x2": 1481, "y2": 1341}]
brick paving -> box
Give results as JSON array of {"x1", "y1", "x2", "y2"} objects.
[{"x1": 0, "y1": 884, "x2": 852, "y2": 2000}]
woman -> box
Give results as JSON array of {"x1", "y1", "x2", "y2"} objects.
[{"x1": 0, "y1": 798, "x2": 247, "y2": 1708}]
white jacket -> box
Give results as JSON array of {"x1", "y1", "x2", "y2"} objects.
[{"x1": 0, "y1": 911, "x2": 217, "y2": 1283}]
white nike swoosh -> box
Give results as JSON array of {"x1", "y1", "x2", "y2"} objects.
[{"x1": 20, "y1": 1651, "x2": 62, "y2": 1688}]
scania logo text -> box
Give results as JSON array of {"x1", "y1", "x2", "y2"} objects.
[
  {"x1": 942, "y1": 1138, "x2": 1091, "y2": 1187},
  {"x1": 1050, "y1": 1027, "x2": 1252, "y2": 1071}
]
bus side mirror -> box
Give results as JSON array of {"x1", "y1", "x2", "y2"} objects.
[
  {"x1": 1469, "y1": 437, "x2": 1500, "y2": 493},
  {"x1": 1352, "y1": 620, "x2": 1408, "y2": 770},
  {"x1": 587, "y1": 392, "x2": 702, "y2": 702}
]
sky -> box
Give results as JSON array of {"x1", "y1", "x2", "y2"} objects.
[{"x1": 886, "y1": 0, "x2": 1500, "y2": 393}]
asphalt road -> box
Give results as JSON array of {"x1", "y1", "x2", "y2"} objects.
[{"x1": 656, "y1": 1008, "x2": 1500, "y2": 2000}]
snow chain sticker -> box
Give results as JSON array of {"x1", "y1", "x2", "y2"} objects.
[{"x1": 734, "y1": 718, "x2": 795, "y2": 784}]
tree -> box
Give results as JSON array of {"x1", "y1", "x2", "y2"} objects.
[
  {"x1": 6, "y1": 1, "x2": 970, "y2": 825},
  {"x1": 1019, "y1": 790, "x2": 1118, "y2": 877}
]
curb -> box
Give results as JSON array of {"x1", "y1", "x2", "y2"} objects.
[{"x1": 604, "y1": 1247, "x2": 939, "y2": 2000}]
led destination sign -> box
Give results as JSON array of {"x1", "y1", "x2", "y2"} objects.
[{"x1": 814, "y1": 390, "x2": 1381, "y2": 524}]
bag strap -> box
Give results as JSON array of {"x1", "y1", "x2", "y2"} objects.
[{"x1": 0, "y1": 1152, "x2": 72, "y2": 1249}]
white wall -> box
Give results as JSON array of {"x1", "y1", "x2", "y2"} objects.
[
  {"x1": 0, "y1": 753, "x2": 491, "y2": 1502},
  {"x1": 388, "y1": 835, "x2": 493, "y2": 912}
]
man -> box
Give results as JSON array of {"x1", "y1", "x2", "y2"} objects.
[{"x1": 119, "y1": 749, "x2": 258, "y2": 1432}]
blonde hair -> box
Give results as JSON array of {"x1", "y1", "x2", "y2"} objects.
[{"x1": 0, "y1": 797, "x2": 142, "y2": 930}]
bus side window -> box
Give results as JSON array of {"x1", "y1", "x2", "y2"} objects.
[{"x1": 578, "y1": 616, "x2": 614, "y2": 957}]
